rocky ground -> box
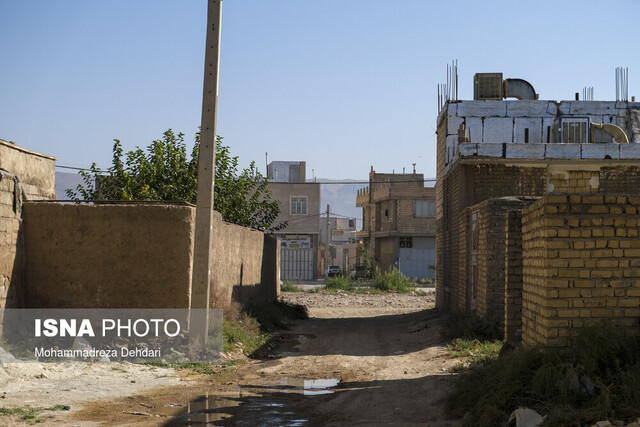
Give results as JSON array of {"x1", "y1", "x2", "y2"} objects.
[{"x1": 0, "y1": 290, "x2": 462, "y2": 426}]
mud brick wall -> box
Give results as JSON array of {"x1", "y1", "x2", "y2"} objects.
[
  {"x1": 0, "y1": 140, "x2": 56, "y2": 310},
  {"x1": 522, "y1": 195, "x2": 640, "y2": 346},
  {"x1": 210, "y1": 212, "x2": 280, "y2": 310},
  {"x1": 505, "y1": 210, "x2": 523, "y2": 342},
  {"x1": 22, "y1": 203, "x2": 279, "y2": 310},
  {"x1": 23, "y1": 203, "x2": 197, "y2": 309}
]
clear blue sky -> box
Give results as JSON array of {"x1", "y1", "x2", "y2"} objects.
[{"x1": 1, "y1": 0, "x2": 639, "y2": 180}]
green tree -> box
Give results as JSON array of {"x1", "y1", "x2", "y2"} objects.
[{"x1": 67, "y1": 129, "x2": 286, "y2": 232}]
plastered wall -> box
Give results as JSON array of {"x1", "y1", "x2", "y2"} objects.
[{"x1": 22, "y1": 203, "x2": 279, "y2": 310}]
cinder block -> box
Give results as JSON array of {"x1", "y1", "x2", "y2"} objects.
[
  {"x1": 483, "y1": 117, "x2": 514, "y2": 143},
  {"x1": 619, "y1": 144, "x2": 640, "y2": 159},
  {"x1": 465, "y1": 117, "x2": 483, "y2": 143},
  {"x1": 477, "y1": 143, "x2": 504, "y2": 158},
  {"x1": 568, "y1": 101, "x2": 618, "y2": 115},
  {"x1": 457, "y1": 100, "x2": 507, "y2": 118},
  {"x1": 447, "y1": 112, "x2": 465, "y2": 136},
  {"x1": 506, "y1": 100, "x2": 555, "y2": 118},
  {"x1": 581, "y1": 143, "x2": 620, "y2": 159},
  {"x1": 545, "y1": 144, "x2": 581, "y2": 159},
  {"x1": 514, "y1": 118, "x2": 543, "y2": 143},
  {"x1": 542, "y1": 117, "x2": 556, "y2": 143},
  {"x1": 506, "y1": 143, "x2": 545, "y2": 159},
  {"x1": 458, "y1": 142, "x2": 477, "y2": 158}
]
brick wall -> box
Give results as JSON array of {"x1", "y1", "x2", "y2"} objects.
[
  {"x1": 505, "y1": 210, "x2": 523, "y2": 341},
  {"x1": 600, "y1": 166, "x2": 640, "y2": 193},
  {"x1": 0, "y1": 177, "x2": 22, "y2": 309},
  {"x1": 522, "y1": 195, "x2": 640, "y2": 346},
  {"x1": 472, "y1": 198, "x2": 536, "y2": 327},
  {"x1": 470, "y1": 164, "x2": 546, "y2": 204},
  {"x1": 548, "y1": 170, "x2": 599, "y2": 194},
  {"x1": 436, "y1": 160, "x2": 546, "y2": 312},
  {"x1": 0, "y1": 140, "x2": 56, "y2": 310}
]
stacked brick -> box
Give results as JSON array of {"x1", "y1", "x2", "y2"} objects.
[
  {"x1": 476, "y1": 201, "x2": 508, "y2": 322},
  {"x1": 505, "y1": 210, "x2": 523, "y2": 342},
  {"x1": 600, "y1": 166, "x2": 640, "y2": 193},
  {"x1": 0, "y1": 140, "x2": 56, "y2": 311},
  {"x1": 0, "y1": 176, "x2": 21, "y2": 309},
  {"x1": 549, "y1": 170, "x2": 599, "y2": 194},
  {"x1": 522, "y1": 195, "x2": 640, "y2": 346},
  {"x1": 471, "y1": 164, "x2": 546, "y2": 202},
  {"x1": 472, "y1": 198, "x2": 535, "y2": 329}
]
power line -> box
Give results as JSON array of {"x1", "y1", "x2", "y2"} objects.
[
  {"x1": 56, "y1": 164, "x2": 108, "y2": 173},
  {"x1": 56, "y1": 164, "x2": 436, "y2": 184}
]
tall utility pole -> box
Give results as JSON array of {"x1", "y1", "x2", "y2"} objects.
[
  {"x1": 325, "y1": 204, "x2": 330, "y2": 275},
  {"x1": 190, "y1": 0, "x2": 223, "y2": 348}
]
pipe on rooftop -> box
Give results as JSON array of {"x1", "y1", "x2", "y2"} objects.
[{"x1": 503, "y1": 78, "x2": 537, "y2": 100}]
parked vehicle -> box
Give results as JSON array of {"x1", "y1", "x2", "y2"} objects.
[{"x1": 326, "y1": 265, "x2": 341, "y2": 277}]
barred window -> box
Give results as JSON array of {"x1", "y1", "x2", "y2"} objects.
[
  {"x1": 399, "y1": 237, "x2": 413, "y2": 248},
  {"x1": 290, "y1": 196, "x2": 308, "y2": 215}
]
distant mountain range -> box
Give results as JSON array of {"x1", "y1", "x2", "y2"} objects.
[
  {"x1": 55, "y1": 172, "x2": 364, "y2": 225},
  {"x1": 315, "y1": 178, "x2": 363, "y2": 224}
]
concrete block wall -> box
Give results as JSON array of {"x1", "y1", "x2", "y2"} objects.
[
  {"x1": 443, "y1": 101, "x2": 640, "y2": 167},
  {"x1": 522, "y1": 195, "x2": 640, "y2": 346}
]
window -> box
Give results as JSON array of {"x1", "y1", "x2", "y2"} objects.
[
  {"x1": 399, "y1": 237, "x2": 413, "y2": 248},
  {"x1": 415, "y1": 200, "x2": 436, "y2": 218},
  {"x1": 290, "y1": 196, "x2": 308, "y2": 215},
  {"x1": 348, "y1": 219, "x2": 355, "y2": 228}
]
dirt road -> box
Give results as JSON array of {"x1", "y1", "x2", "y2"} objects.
[{"x1": 2, "y1": 291, "x2": 462, "y2": 425}]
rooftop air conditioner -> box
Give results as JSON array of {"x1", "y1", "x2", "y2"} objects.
[
  {"x1": 474, "y1": 73, "x2": 503, "y2": 100},
  {"x1": 559, "y1": 117, "x2": 591, "y2": 143}
]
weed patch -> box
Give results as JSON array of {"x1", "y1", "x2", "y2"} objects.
[
  {"x1": 447, "y1": 338, "x2": 502, "y2": 366},
  {"x1": 281, "y1": 281, "x2": 303, "y2": 292},
  {"x1": 0, "y1": 405, "x2": 68, "y2": 424},
  {"x1": 325, "y1": 275, "x2": 354, "y2": 291},
  {"x1": 221, "y1": 300, "x2": 308, "y2": 357},
  {"x1": 446, "y1": 321, "x2": 640, "y2": 426},
  {"x1": 371, "y1": 267, "x2": 415, "y2": 293},
  {"x1": 223, "y1": 316, "x2": 270, "y2": 355}
]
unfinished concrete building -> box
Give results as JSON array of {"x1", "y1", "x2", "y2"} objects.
[
  {"x1": 357, "y1": 168, "x2": 436, "y2": 280},
  {"x1": 436, "y1": 73, "x2": 640, "y2": 345}
]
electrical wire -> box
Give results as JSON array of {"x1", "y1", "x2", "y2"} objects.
[{"x1": 56, "y1": 164, "x2": 436, "y2": 184}]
